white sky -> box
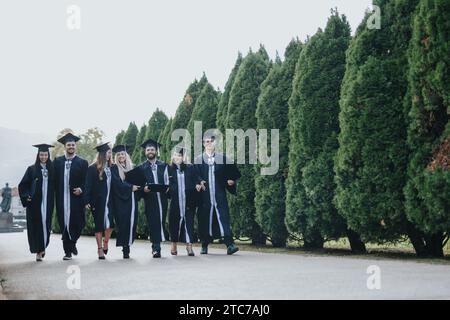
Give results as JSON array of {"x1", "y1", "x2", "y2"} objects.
[{"x1": 0, "y1": 0, "x2": 372, "y2": 142}]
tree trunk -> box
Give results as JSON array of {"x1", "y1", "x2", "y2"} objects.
[
  {"x1": 251, "y1": 224, "x2": 267, "y2": 245},
  {"x1": 303, "y1": 231, "x2": 324, "y2": 249},
  {"x1": 271, "y1": 238, "x2": 287, "y2": 248},
  {"x1": 424, "y1": 233, "x2": 444, "y2": 258},
  {"x1": 405, "y1": 221, "x2": 427, "y2": 257},
  {"x1": 346, "y1": 229, "x2": 366, "y2": 254}
]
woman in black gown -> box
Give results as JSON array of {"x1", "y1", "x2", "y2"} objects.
[
  {"x1": 168, "y1": 146, "x2": 201, "y2": 256},
  {"x1": 111, "y1": 145, "x2": 139, "y2": 259},
  {"x1": 18, "y1": 144, "x2": 55, "y2": 262},
  {"x1": 84, "y1": 143, "x2": 115, "y2": 260}
]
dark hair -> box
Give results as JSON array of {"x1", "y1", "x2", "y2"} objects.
[{"x1": 34, "y1": 151, "x2": 54, "y2": 178}]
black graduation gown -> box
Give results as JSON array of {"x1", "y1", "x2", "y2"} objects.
[
  {"x1": 18, "y1": 164, "x2": 55, "y2": 253},
  {"x1": 111, "y1": 165, "x2": 138, "y2": 247},
  {"x1": 54, "y1": 155, "x2": 88, "y2": 242},
  {"x1": 194, "y1": 153, "x2": 240, "y2": 241},
  {"x1": 84, "y1": 164, "x2": 115, "y2": 233},
  {"x1": 167, "y1": 164, "x2": 201, "y2": 243},
  {"x1": 137, "y1": 160, "x2": 169, "y2": 244}
]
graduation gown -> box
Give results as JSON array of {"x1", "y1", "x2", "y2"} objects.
[
  {"x1": 194, "y1": 153, "x2": 240, "y2": 241},
  {"x1": 84, "y1": 164, "x2": 115, "y2": 233},
  {"x1": 54, "y1": 155, "x2": 88, "y2": 242},
  {"x1": 137, "y1": 160, "x2": 169, "y2": 244},
  {"x1": 167, "y1": 164, "x2": 201, "y2": 243},
  {"x1": 111, "y1": 165, "x2": 138, "y2": 247},
  {"x1": 18, "y1": 164, "x2": 55, "y2": 253}
]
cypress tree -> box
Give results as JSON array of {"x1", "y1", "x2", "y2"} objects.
[
  {"x1": 168, "y1": 75, "x2": 209, "y2": 153},
  {"x1": 255, "y1": 39, "x2": 302, "y2": 247},
  {"x1": 404, "y1": 0, "x2": 450, "y2": 257},
  {"x1": 287, "y1": 11, "x2": 362, "y2": 250},
  {"x1": 187, "y1": 82, "x2": 220, "y2": 159},
  {"x1": 122, "y1": 122, "x2": 139, "y2": 154},
  {"x1": 216, "y1": 53, "x2": 243, "y2": 133},
  {"x1": 334, "y1": 0, "x2": 423, "y2": 252},
  {"x1": 158, "y1": 118, "x2": 173, "y2": 162},
  {"x1": 226, "y1": 47, "x2": 271, "y2": 244},
  {"x1": 131, "y1": 124, "x2": 147, "y2": 165},
  {"x1": 145, "y1": 108, "x2": 169, "y2": 142},
  {"x1": 114, "y1": 130, "x2": 125, "y2": 146}
]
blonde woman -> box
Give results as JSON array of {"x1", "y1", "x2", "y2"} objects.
[
  {"x1": 84, "y1": 142, "x2": 115, "y2": 260},
  {"x1": 168, "y1": 146, "x2": 202, "y2": 256},
  {"x1": 111, "y1": 145, "x2": 140, "y2": 259}
]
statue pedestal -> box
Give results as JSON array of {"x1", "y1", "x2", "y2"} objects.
[{"x1": 0, "y1": 212, "x2": 24, "y2": 233}]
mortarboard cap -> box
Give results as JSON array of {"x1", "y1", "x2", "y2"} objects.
[
  {"x1": 112, "y1": 145, "x2": 131, "y2": 153},
  {"x1": 33, "y1": 144, "x2": 54, "y2": 152},
  {"x1": 174, "y1": 145, "x2": 187, "y2": 155},
  {"x1": 94, "y1": 142, "x2": 111, "y2": 153},
  {"x1": 141, "y1": 138, "x2": 162, "y2": 150},
  {"x1": 57, "y1": 133, "x2": 80, "y2": 145}
]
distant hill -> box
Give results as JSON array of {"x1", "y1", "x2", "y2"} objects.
[{"x1": 0, "y1": 127, "x2": 51, "y2": 188}]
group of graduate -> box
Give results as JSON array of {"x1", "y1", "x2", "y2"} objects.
[{"x1": 18, "y1": 132, "x2": 241, "y2": 261}]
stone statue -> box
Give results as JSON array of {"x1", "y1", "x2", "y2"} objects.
[{"x1": 0, "y1": 183, "x2": 12, "y2": 213}]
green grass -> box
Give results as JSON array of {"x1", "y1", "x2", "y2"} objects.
[{"x1": 200, "y1": 237, "x2": 450, "y2": 265}]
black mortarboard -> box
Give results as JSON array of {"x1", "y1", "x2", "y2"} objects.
[
  {"x1": 33, "y1": 144, "x2": 54, "y2": 152},
  {"x1": 57, "y1": 133, "x2": 80, "y2": 145},
  {"x1": 141, "y1": 138, "x2": 161, "y2": 150},
  {"x1": 174, "y1": 145, "x2": 186, "y2": 155},
  {"x1": 112, "y1": 145, "x2": 131, "y2": 153},
  {"x1": 94, "y1": 142, "x2": 111, "y2": 153}
]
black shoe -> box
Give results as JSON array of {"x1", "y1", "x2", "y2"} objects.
[
  {"x1": 103, "y1": 241, "x2": 108, "y2": 254},
  {"x1": 152, "y1": 251, "x2": 161, "y2": 258},
  {"x1": 187, "y1": 248, "x2": 195, "y2": 256},
  {"x1": 123, "y1": 246, "x2": 130, "y2": 259},
  {"x1": 98, "y1": 248, "x2": 106, "y2": 260},
  {"x1": 200, "y1": 246, "x2": 208, "y2": 255},
  {"x1": 63, "y1": 253, "x2": 72, "y2": 261},
  {"x1": 227, "y1": 244, "x2": 239, "y2": 255},
  {"x1": 72, "y1": 245, "x2": 78, "y2": 256}
]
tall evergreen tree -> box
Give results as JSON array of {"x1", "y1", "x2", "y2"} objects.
[
  {"x1": 145, "y1": 108, "x2": 169, "y2": 142},
  {"x1": 187, "y1": 82, "x2": 220, "y2": 159},
  {"x1": 334, "y1": 0, "x2": 424, "y2": 253},
  {"x1": 255, "y1": 39, "x2": 302, "y2": 247},
  {"x1": 114, "y1": 130, "x2": 125, "y2": 146},
  {"x1": 404, "y1": 0, "x2": 450, "y2": 257},
  {"x1": 226, "y1": 48, "x2": 271, "y2": 244},
  {"x1": 216, "y1": 53, "x2": 243, "y2": 133},
  {"x1": 122, "y1": 122, "x2": 139, "y2": 155},
  {"x1": 131, "y1": 124, "x2": 147, "y2": 165},
  {"x1": 159, "y1": 118, "x2": 173, "y2": 162},
  {"x1": 287, "y1": 11, "x2": 366, "y2": 251},
  {"x1": 168, "y1": 75, "x2": 209, "y2": 154}
]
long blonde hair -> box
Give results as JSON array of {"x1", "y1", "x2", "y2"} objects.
[
  {"x1": 170, "y1": 150, "x2": 191, "y2": 166},
  {"x1": 114, "y1": 151, "x2": 134, "y2": 181}
]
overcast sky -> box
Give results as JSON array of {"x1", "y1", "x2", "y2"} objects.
[{"x1": 0, "y1": 0, "x2": 372, "y2": 142}]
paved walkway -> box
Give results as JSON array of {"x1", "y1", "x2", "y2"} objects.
[{"x1": 0, "y1": 232, "x2": 449, "y2": 299}]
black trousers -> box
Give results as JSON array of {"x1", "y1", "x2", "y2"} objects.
[
  {"x1": 62, "y1": 228, "x2": 77, "y2": 254},
  {"x1": 201, "y1": 208, "x2": 234, "y2": 247}
]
